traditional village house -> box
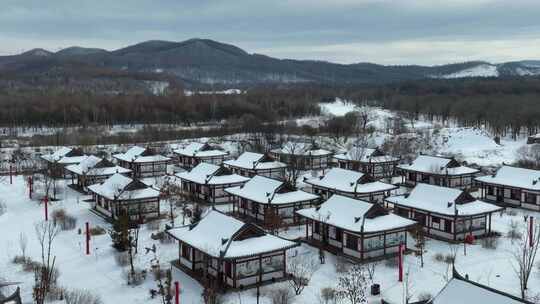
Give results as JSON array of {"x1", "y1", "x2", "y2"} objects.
[
  {"x1": 304, "y1": 167, "x2": 398, "y2": 203},
  {"x1": 421, "y1": 267, "x2": 533, "y2": 304},
  {"x1": 385, "y1": 184, "x2": 502, "y2": 242},
  {"x1": 166, "y1": 210, "x2": 299, "y2": 290},
  {"x1": 333, "y1": 146, "x2": 399, "y2": 179},
  {"x1": 176, "y1": 163, "x2": 250, "y2": 204},
  {"x1": 113, "y1": 146, "x2": 171, "y2": 178},
  {"x1": 296, "y1": 194, "x2": 416, "y2": 261},
  {"x1": 40, "y1": 146, "x2": 86, "y2": 178},
  {"x1": 87, "y1": 173, "x2": 161, "y2": 222},
  {"x1": 475, "y1": 165, "x2": 540, "y2": 211},
  {"x1": 65, "y1": 155, "x2": 131, "y2": 190},
  {"x1": 398, "y1": 155, "x2": 479, "y2": 189},
  {"x1": 223, "y1": 151, "x2": 287, "y2": 179},
  {"x1": 270, "y1": 142, "x2": 333, "y2": 171},
  {"x1": 174, "y1": 142, "x2": 229, "y2": 169},
  {"x1": 225, "y1": 175, "x2": 319, "y2": 227}
]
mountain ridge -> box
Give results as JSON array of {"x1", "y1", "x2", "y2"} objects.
[{"x1": 1, "y1": 38, "x2": 539, "y2": 90}]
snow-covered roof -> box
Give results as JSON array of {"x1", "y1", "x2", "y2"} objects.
[
  {"x1": 296, "y1": 194, "x2": 416, "y2": 233},
  {"x1": 65, "y1": 156, "x2": 132, "y2": 176},
  {"x1": 305, "y1": 168, "x2": 397, "y2": 194},
  {"x1": 223, "y1": 152, "x2": 287, "y2": 170},
  {"x1": 176, "y1": 163, "x2": 249, "y2": 185},
  {"x1": 271, "y1": 142, "x2": 332, "y2": 156},
  {"x1": 334, "y1": 147, "x2": 399, "y2": 163},
  {"x1": 167, "y1": 210, "x2": 298, "y2": 259},
  {"x1": 174, "y1": 142, "x2": 228, "y2": 158},
  {"x1": 113, "y1": 146, "x2": 170, "y2": 163},
  {"x1": 41, "y1": 147, "x2": 86, "y2": 164},
  {"x1": 398, "y1": 155, "x2": 479, "y2": 176},
  {"x1": 431, "y1": 269, "x2": 530, "y2": 304},
  {"x1": 386, "y1": 184, "x2": 502, "y2": 216},
  {"x1": 475, "y1": 165, "x2": 540, "y2": 191},
  {"x1": 225, "y1": 175, "x2": 319, "y2": 205},
  {"x1": 87, "y1": 173, "x2": 160, "y2": 201}
]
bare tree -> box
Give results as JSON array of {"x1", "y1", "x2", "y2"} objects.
[
  {"x1": 287, "y1": 251, "x2": 319, "y2": 295},
  {"x1": 511, "y1": 222, "x2": 540, "y2": 299},
  {"x1": 335, "y1": 265, "x2": 368, "y2": 304},
  {"x1": 34, "y1": 221, "x2": 60, "y2": 304},
  {"x1": 365, "y1": 261, "x2": 378, "y2": 284},
  {"x1": 403, "y1": 266, "x2": 414, "y2": 304},
  {"x1": 64, "y1": 289, "x2": 103, "y2": 304}
]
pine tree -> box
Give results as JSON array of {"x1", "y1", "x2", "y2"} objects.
[{"x1": 109, "y1": 214, "x2": 130, "y2": 251}]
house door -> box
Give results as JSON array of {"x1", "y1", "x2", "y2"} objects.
[{"x1": 496, "y1": 188, "x2": 504, "y2": 202}]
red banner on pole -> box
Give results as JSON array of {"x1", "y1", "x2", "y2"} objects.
[
  {"x1": 28, "y1": 176, "x2": 33, "y2": 199},
  {"x1": 175, "y1": 281, "x2": 180, "y2": 304},
  {"x1": 530, "y1": 217, "x2": 534, "y2": 248},
  {"x1": 44, "y1": 196, "x2": 48, "y2": 221},
  {"x1": 86, "y1": 222, "x2": 91, "y2": 255},
  {"x1": 398, "y1": 243, "x2": 403, "y2": 282}
]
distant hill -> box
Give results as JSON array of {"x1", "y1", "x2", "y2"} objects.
[{"x1": 0, "y1": 38, "x2": 538, "y2": 93}]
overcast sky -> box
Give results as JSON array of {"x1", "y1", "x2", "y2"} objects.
[{"x1": 1, "y1": 0, "x2": 539, "y2": 65}]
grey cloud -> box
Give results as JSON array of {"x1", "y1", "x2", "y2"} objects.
[{"x1": 0, "y1": 0, "x2": 539, "y2": 64}]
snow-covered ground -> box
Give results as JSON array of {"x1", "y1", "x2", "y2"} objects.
[
  {"x1": 1, "y1": 176, "x2": 539, "y2": 304},
  {"x1": 434, "y1": 127, "x2": 526, "y2": 166}
]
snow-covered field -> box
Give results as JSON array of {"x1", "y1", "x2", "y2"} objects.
[
  {"x1": 0, "y1": 98, "x2": 537, "y2": 303},
  {"x1": 1, "y1": 176, "x2": 539, "y2": 304}
]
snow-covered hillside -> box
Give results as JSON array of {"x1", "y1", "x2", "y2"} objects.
[{"x1": 439, "y1": 64, "x2": 499, "y2": 79}]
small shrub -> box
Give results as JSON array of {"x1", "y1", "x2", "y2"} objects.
[
  {"x1": 52, "y1": 209, "x2": 66, "y2": 222},
  {"x1": 270, "y1": 287, "x2": 293, "y2": 304},
  {"x1": 481, "y1": 236, "x2": 499, "y2": 250},
  {"x1": 45, "y1": 286, "x2": 66, "y2": 302},
  {"x1": 65, "y1": 288, "x2": 103, "y2": 304},
  {"x1": 417, "y1": 292, "x2": 432, "y2": 302},
  {"x1": 52, "y1": 209, "x2": 77, "y2": 230},
  {"x1": 114, "y1": 252, "x2": 130, "y2": 267},
  {"x1": 334, "y1": 257, "x2": 349, "y2": 273},
  {"x1": 126, "y1": 269, "x2": 146, "y2": 286},
  {"x1": 22, "y1": 260, "x2": 41, "y2": 273},
  {"x1": 89, "y1": 226, "x2": 106, "y2": 236},
  {"x1": 318, "y1": 287, "x2": 337, "y2": 304},
  {"x1": 62, "y1": 215, "x2": 77, "y2": 230},
  {"x1": 433, "y1": 253, "x2": 445, "y2": 263},
  {"x1": 12, "y1": 255, "x2": 27, "y2": 264}
]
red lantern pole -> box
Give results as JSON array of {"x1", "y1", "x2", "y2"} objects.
[
  {"x1": 175, "y1": 281, "x2": 180, "y2": 304},
  {"x1": 28, "y1": 176, "x2": 33, "y2": 199},
  {"x1": 398, "y1": 243, "x2": 403, "y2": 282},
  {"x1": 86, "y1": 222, "x2": 91, "y2": 255},
  {"x1": 44, "y1": 196, "x2": 48, "y2": 221},
  {"x1": 530, "y1": 217, "x2": 534, "y2": 248}
]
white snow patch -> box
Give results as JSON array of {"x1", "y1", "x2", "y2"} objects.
[
  {"x1": 439, "y1": 64, "x2": 499, "y2": 79},
  {"x1": 319, "y1": 98, "x2": 358, "y2": 116}
]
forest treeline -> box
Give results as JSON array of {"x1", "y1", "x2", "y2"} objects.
[
  {"x1": 0, "y1": 86, "x2": 334, "y2": 127},
  {"x1": 2, "y1": 77, "x2": 540, "y2": 139},
  {"x1": 356, "y1": 77, "x2": 540, "y2": 138}
]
